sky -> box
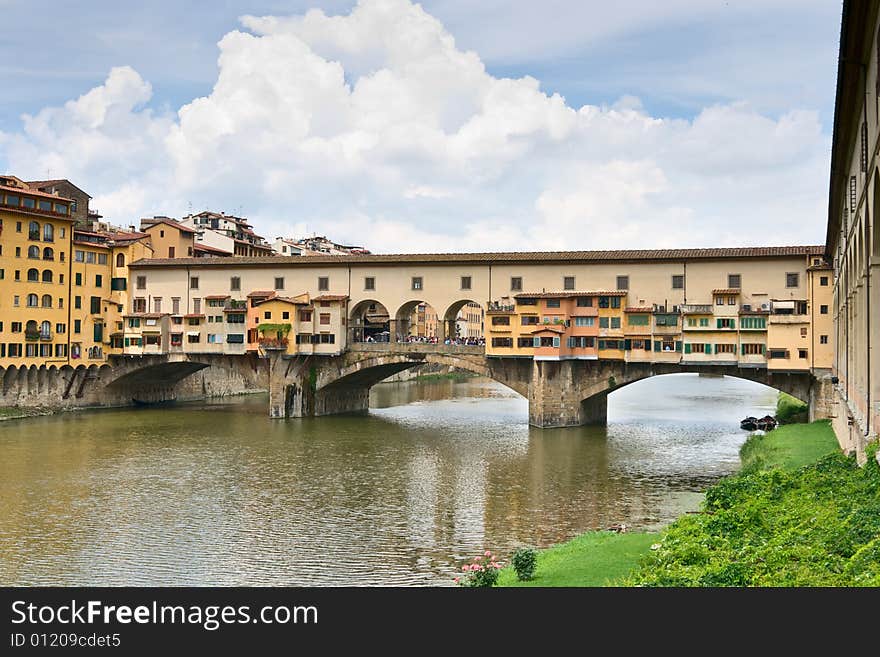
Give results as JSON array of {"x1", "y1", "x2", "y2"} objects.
[{"x1": 0, "y1": 0, "x2": 843, "y2": 253}]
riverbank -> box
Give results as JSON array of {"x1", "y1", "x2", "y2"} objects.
[
  {"x1": 0, "y1": 406, "x2": 57, "y2": 421},
  {"x1": 498, "y1": 420, "x2": 877, "y2": 586}
]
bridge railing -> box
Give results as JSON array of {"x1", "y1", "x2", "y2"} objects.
[{"x1": 348, "y1": 342, "x2": 485, "y2": 355}]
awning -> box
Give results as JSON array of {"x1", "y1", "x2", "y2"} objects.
[
  {"x1": 186, "y1": 331, "x2": 201, "y2": 336},
  {"x1": 772, "y1": 300, "x2": 796, "y2": 310}
]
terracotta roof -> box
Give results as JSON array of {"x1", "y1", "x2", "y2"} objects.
[
  {"x1": 144, "y1": 219, "x2": 196, "y2": 234},
  {"x1": 624, "y1": 307, "x2": 654, "y2": 313},
  {"x1": 246, "y1": 290, "x2": 275, "y2": 297},
  {"x1": 515, "y1": 291, "x2": 628, "y2": 299},
  {"x1": 528, "y1": 325, "x2": 566, "y2": 334},
  {"x1": 312, "y1": 294, "x2": 349, "y2": 301},
  {"x1": 128, "y1": 245, "x2": 827, "y2": 269},
  {"x1": 194, "y1": 243, "x2": 232, "y2": 255},
  {"x1": 73, "y1": 240, "x2": 110, "y2": 249},
  {"x1": 204, "y1": 295, "x2": 230, "y2": 300},
  {"x1": 0, "y1": 182, "x2": 76, "y2": 203},
  {"x1": 254, "y1": 296, "x2": 309, "y2": 307},
  {"x1": 712, "y1": 288, "x2": 741, "y2": 295}
]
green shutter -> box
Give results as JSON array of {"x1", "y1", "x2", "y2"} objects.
[
  {"x1": 684, "y1": 343, "x2": 691, "y2": 354},
  {"x1": 706, "y1": 343, "x2": 712, "y2": 354},
  {"x1": 675, "y1": 341, "x2": 682, "y2": 352},
  {"x1": 716, "y1": 318, "x2": 722, "y2": 329},
  {"x1": 741, "y1": 343, "x2": 746, "y2": 355},
  {"x1": 654, "y1": 340, "x2": 661, "y2": 351},
  {"x1": 553, "y1": 336, "x2": 560, "y2": 348},
  {"x1": 624, "y1": 339, "x2": 631, "y2": 350}
]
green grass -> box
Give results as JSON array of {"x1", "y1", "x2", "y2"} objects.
[
  {"x1": 775, "y1": 391, "x2": 809, "y2": 424},
  {"x1": 739, "y1": 420, "x2": 839, "y2": 472},
  {"x1": 414, "y1": 372, "x2": 478, "y2": 381},
  {"x1": 496, "y1": 531, "x2": 658, "y2": 587}
]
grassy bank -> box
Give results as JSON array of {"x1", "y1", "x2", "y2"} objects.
[
  {"x1": 776, "y1": 391, "x2": 808, "y2": 424},
  {"x1": 0, "y1": 407, "x2": 55, "y2": 421},
  {"x1": 414, "y1": 371, "x2": 478, "y2": 381},
  {"x1": 498, "y1": 421, "x2": 880, "y2": 587},
  {"x1": 496, "y1": 532, "x2": 657, "y2": 587},
  {"x1": 627, "y1": 421, "x2": 880, "y2": 586}
]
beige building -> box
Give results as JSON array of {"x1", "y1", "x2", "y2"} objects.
[{"x1": 826, "y1": 0, "x2": 880, "y2": 455}]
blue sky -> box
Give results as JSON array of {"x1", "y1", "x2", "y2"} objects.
[{"x1": 0, "y1": 0, "x2": 844, "y2": 251}]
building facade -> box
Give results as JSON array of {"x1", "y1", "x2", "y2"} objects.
[{"x1": 826, "y1": 0, "x2": 880, "y2": 455}]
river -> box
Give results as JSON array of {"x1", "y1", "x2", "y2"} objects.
[{"x1": 0, "y1": 373, "x2": 775, "y2": 585}]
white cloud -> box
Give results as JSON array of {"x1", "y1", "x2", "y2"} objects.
[{"x1": 0, "y1": 0, "x2": 830, "y2": 252}]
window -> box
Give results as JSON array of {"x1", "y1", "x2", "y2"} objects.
[
  {"x1": 786, "y1": 272, "x2": 799, "y2": 288},
  {"x1": 95, "y1": 274, "x2": 102, "y2": 287},
  {"x1": 365, "y1": 277, "x2": 375, "y2": 291},
  {"x1": 74, "y1": 250, "x2": 85, "y2": 262},
  {"x1": 717, "y1": 318, "x2": 735, "y2": 329},
  {"x1": 300, "y1": 311, "x2": 312, "y2": 322},
  {"x1": 116, "y1": 253, "x2": 125, "y2": 267},
  {"x1": 740, "y1": 343, "x2": 765, "y2": 355},
  {"x1": 610, "y1": 297, "x2": 620, "y2": 309},
  {"x1": 672, "y1": 275, "x2": 684, "y2": 289},
  {"x1": 26, "y1": 293, "x2": 38, "y2": 307},
  {"x1": 563, "y1": 276, "x2": 575, "y2": 290},
  {"x1": 715, "y1": 296, "x2": 724, "y2": 305},
  {"x1": 820, "y1": 335, "x2": 828, "y2": 344},
  {"x1": 15, "y1": 247, "x2": 20, "y2": 257},
  {"x1": 820, "y1": 276, "x2": 829, "y2": 286},
  {"x1": 768, "y1": 349, "x2": 789, "y2": 359},
  {"x1": 282, "y1": 311, "x2": 289, "y2": 320},
  {"x1": 42, "y1": 269, "x2": 52, "y2": 283},
  {"x1": 610, "y1": 317, "x2": 621, "y2": 329},
  {"x1": 491, "y1": 337, "x2": 513, "y2": 348},
  {"x1": 168, "y1": 246, "x2": 175, "y2": 258},
  {"x1": 207, "y1": 334, "x2": 219, "y2": 344},
  {"x1": 154, "y1": 298, "x2": 162, "y2": 313},
  {"x1": 574, "y1": 316, "x2": 595, "y2": 327},
  {"x1": 699, "y1": 318, "x2": 709, "y2": 327},
  {"x1": 728, "y1": 297, "x2": 736, "y2": 305},
  {"x1": 491, "y1": 316, "x2": 510, "y2": 326},
  {"x1": 460, "y1": 276, "x2": 472, "y2": 291},
  {"x1": 627, "y1": 314, "x2": 648, "y2": 326},
  {"x1": 319, "y1": 313, "x2": 331, "y2": 325},
  {"x1": 14, "y1": 271, "x2": 19, "y2": 281},
  {"x1": 27, "y1": 268, "x2": 38, "y2": 282},
  {"x1": 56, "y1": 323, "x2": 65, "y2": 334},
  {"x1": 28, "y1": 221, "x2": 39, "y2": 240},
  {"x1": 86, "y1": 251, "x2": 95, "y2": 264},
  {"x1": 38, "y1": 200, "x2": 51, "y2": 212},
  {"x1": 90, "y1": 296, "x2": 100, "y2": 314},
  {"x1": 274, "y1": 277, "x2": 284, "y2": 290},
  {"x1": 11, "y1": 322, "x2": 21, "y2": 332},
  {"x1": 411, "y1": 277, "x2": 422, "y2": 291},
  {"x1": 226, "y1": 334, "x2": 244, "y2": 344},
  {"x1": 74, "y1": 272, "x2": 82, "y2": 286},
  {"x1": 576, "y1": 297, "x2": 592, "y2": 307},
  {"x1": 599, "y1": 317, "x2": 609, "y2": 328},
  {"x1": 616, "y1": 275, "x2": 629, "y2": 291},
  {"x1": 716, "y1": 343, "x2": 736, "y2": 354},
  {"x1": 511, "y1": 277, "x2": 522, "y2": 291},
  {"x1": 190, "y1": 276, "x2": 199, "y2": 289},
  {"x1": 799, "y1": 349, "x2": 808, "y2": 359},
  {"x1": 741, "y1": 316, "x2": 766, "y2": 330},
  {"x1": 28, "y1": 245, "x2": 39, "y2": 259},
  {"x1": 517, "y1": 337, "x2": 534, "y2": 348},
  {"x1": 15, "y1": 221, "x2": 21, "y2": 232},
  {"x1": 43, "y1": 247, "x2": 53, "y2": 260},
  {"x1": 133, "y1": 297, "x2": 146, "y2": 313},
  {"x1": 545, "y1": 299, "x2": 561, "y2": 308},
  {"x1": 98, "y1": 253, "x2": 107, "y2": 265},
  {"x1": 188, "y1": 334, "x2": 200, "y2": 344},
  {"x1": 111, "y1": 277, "x2": 126, "y2": 291},
  {"x1": 318, "y1": 277, "x2": 329, "y2": 291},
  {"x1": 136, "y1": 276, "x2": 146, "y2": 290},
  {"x1": 521, "y1": 316, "x2": 539, "y2": 325},
  {"x1": 728, "y1": 274, "x2": 741, "y2": 288},
  {"x1": 41, "y1": 294, "x2": 52, "y2": 308},
  {"x1": 264, "y1": 311, "x2": 272, "y2": 320},
  {"x1": 171, "y1": 298, "x2": 180, "y2": 314},
  {"x1": 820, "y1": 305, "x2": 828, "y2": 314},
  {"x1": 74, "y1": 320, "x2": 81, "y2": 334}
]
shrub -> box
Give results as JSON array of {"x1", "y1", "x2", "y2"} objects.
[
  {"x1": 512, "y1": 547, "x2": 538, "y2": 581},
  {"x1": 455, "y1": 551, "x2": 503, "y2": 587},
  {"x1": 776, "y1": 392, "x2": 808, "y2": 424}
]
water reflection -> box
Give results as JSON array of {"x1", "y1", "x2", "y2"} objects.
[{"x1": 0, "y1": 373, "x2": 776, "y2": 585}]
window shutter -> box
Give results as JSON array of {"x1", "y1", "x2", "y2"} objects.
[
  {"x1": 598, "y1": 340, "x2": 605, "y2": 350},
  {"x1": 706, "y1": 344, "x2": 712, "y2": 355},
  {"x1": 654, "y1": 340, "x2": 661, "y2": 352},
  {"x1": 553, "y1": 337, "x2": 560, "y2": 348},
  {"x1": 716, "y1": 318, "x2": 721, "y2": 329},
  {"x1": 675, "y1": 341, "x2": 682, "y2": 352},
  {"x1": 741, "y1": 343, "x2": 746, "y2": 355},
  {"x1": 684, "y1": 343, "x2": 691, "y2": 354},
  {"x1": 533, "y1": 337, "x2": 539, "y2": 347}
]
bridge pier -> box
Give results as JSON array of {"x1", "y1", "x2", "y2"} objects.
[
  {"x1": 314, "y1": 386, "x2": 370, "y2": 416},
  {"x1": 528, "y1": 360, "x2": 609, "y2": 428}
]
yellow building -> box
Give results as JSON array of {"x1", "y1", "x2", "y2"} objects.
[
  {"x1": 597, "y1": 292, "x2": 627, "y2": 360},
  {"x1": 254, "y1": 293, "x2": 348, "y2": 356},
  {"x1": 0, "y1": 176, "x2": 76, "y2": 367},
  {"x1": 142, "y1": 218, "x2": 196, "y2": 259}
]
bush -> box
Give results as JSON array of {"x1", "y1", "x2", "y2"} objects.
[
  {"x1": 512, "y1": 547, "x2": 538, "y2": 581},
  {"x1": 776, "y1": 392, "x2": 808, "y2": 424},
  {"x1": 455, "y1": 550, "x2": 503, "y2": 587}
]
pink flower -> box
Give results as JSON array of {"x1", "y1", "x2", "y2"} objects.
[
  {"x1": 473, "y1": 556, "x2": 481, "y2": 561},
  {"x1": 485, "y1": 550, "x2": 492, "y2": 557},
  {"x1": 462, "y1": 565, "x2": 469, "y2": 571},
  {"x1": 454, "y1": 578, "x2": 460, "y2": 584}
]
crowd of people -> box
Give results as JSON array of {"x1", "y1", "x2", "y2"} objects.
[{"x1": 359, "y1": 333, "x2": 484, "y2": 346}]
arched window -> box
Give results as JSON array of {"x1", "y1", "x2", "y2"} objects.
[
  {"x1": 116, "y1": 253, "x2": 125, "y2": 267},
  {"x1": 27, "y1": 268, "x2": 39, "y2": 282},
  {"x1": 43, "y1": 247, "x2": 54, "y2": 260},
  {"x1": 28, "y1": 245, "x2": 39, "y2": 258},
  {"x1": 43, "y1": 223, "x2": 54, "y2": 241},
  {"x1": 41, "y1": 294, "x2": 52, "y2": 308},
  {"x1": 26, "y1": 294, "x2": 38, "y2": 307},
  {"x1": 28, "y1": 221, "x2": 39, "y2": 239},
  {"x1": 26, "y1": 320, "x2": 37, "y2": 333},
  {"x1": 41, "y1": 269, "x2": 53, "y2": 283},
  {"x1": 40, "y1": 321, "x2": 51, "y2": 337}
]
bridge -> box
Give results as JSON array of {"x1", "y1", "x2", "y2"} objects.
[{"x1": 262, "y1": 342, "x2": 822, "y2": 428}]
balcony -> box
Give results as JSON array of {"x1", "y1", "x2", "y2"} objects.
[
  {"x1": 680, "y1": 304, "x2": 712, "y2": 314},
  {"x1": 258, "y1": 337, "x2": 289, "y2": 350},
  {"x1": 487, "y1": 302, "x2": 515, "y2": 313},
  {"x1": 768, "y1": 314, "x2": 808, "y2": 325},
  {"x1": 225, "y1": 299, "x2": 248, "y2": 310},
  {"x1": 24, "y1": 330, "x2": 40, "y2": 341}
]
